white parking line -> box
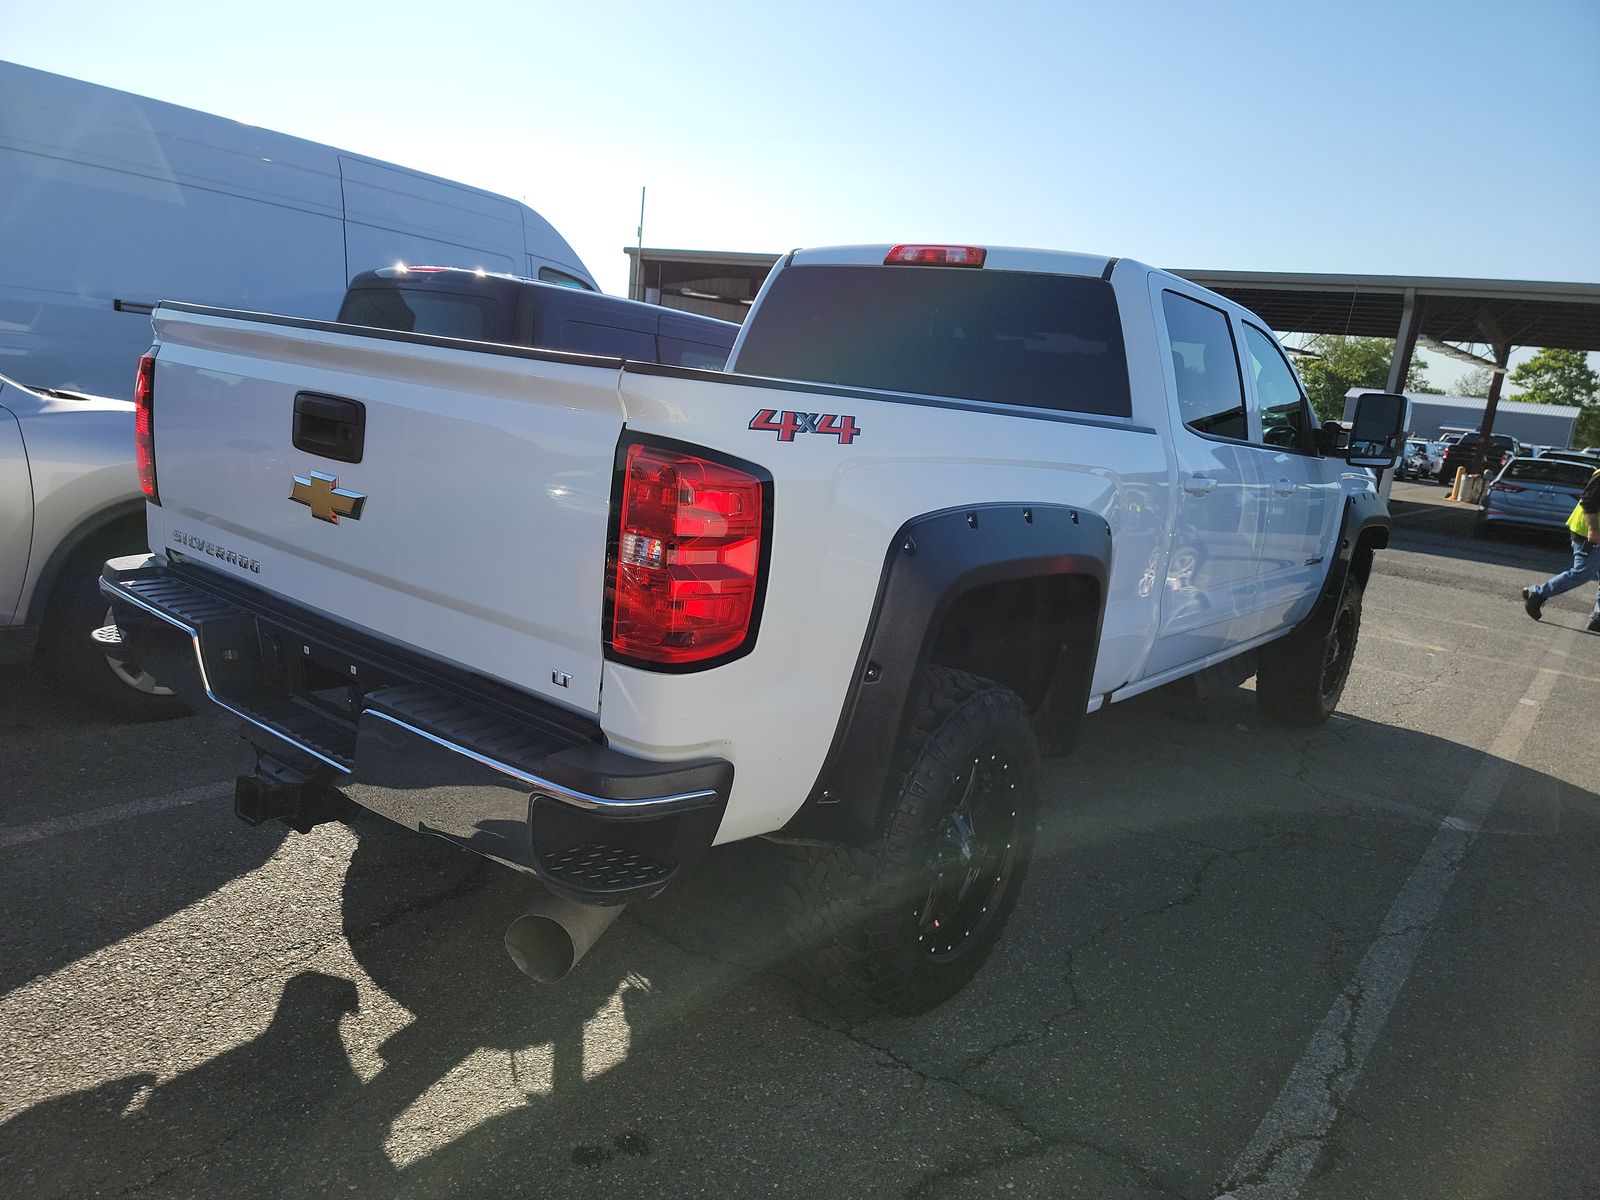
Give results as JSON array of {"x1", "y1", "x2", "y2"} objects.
[
  {"x1": 1215, "y1": 628, "x2": 1572, "y2": 1199},
  {"x1": 0, "y1": 781, "x2": 229, "y2": 851}
]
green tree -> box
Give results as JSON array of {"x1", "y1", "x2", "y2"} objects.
[
  {"x1": 1454, "y1": 367, "x2": 1492, "y2": 397},
  {"x1": 1508, "y1": 348, "x2": 1599, "y2": 407},
  {"x1": 1509, "y1": 349, "x2": 1600, "y2": 449},
  {"x1": 1576, "y1": 407, "x2": 1600, "y2": 449},
  {"x1": 1292, "y1": 335, "x2": 1435, "y2": 422}
]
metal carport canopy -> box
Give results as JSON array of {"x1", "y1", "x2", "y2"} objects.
[
  {"x1": 623, "y1": 248, "x2": 1600, "y2": 353},
  {"x1": 1171, "y1": 269, "x2": 1600, "y2": 352}
]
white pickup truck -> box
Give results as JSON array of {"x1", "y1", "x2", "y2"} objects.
[{"x1": 103, "y1": 243, "x2": 1404, "y2": 1013}]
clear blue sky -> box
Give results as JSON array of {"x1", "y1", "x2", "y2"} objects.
[{"x1": 6, "y1": 0, "x2": 1598, "y2": 387}]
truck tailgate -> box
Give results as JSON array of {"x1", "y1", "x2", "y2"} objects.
[{"x1": 146, "y1": 307, "x2": 623, "y2": 714}]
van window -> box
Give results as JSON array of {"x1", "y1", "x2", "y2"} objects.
[
  {"x1": 1162, "y1": 291, "x2": 1247, "y2": 440},
  {"x1": 538, "y1": 267, "x2": 592, "y2": 290},
  {"x1": 733, "y1": 265, "x2": 1132, "y2": 417}
]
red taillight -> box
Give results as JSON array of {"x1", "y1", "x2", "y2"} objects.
[
  {"x1": 134, "y1": 351, "x2": 159, "y2": 505},
  {"x1": 1490, "y1": 481, "x2": 1525, "y2": 493},
  {"x1": 883, "y1": 244, "x2": 987, "y2": 267},
  {"x1": 609, "y1": 443, "x2": 765, "y2": 666}
]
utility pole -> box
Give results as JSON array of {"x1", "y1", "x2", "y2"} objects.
[{"x1": 634, "y1": 187, "x2": 646, "y2": 301}]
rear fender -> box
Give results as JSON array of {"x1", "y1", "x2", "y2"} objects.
[{"x1": 781, "y1": 503, "x2": 1110, "y2": 845}]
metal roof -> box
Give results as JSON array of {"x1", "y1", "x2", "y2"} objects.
[
  {"x1": 1176, "y1": 270, "x2": 1600, "y2": 352},
  {"x1": 622, "y1": 249, "x2": 1600, "y2": 351},
  {"x1": 1346, "y1": 387, "x2": 1580, "y2": 418}
]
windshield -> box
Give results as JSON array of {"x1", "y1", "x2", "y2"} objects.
[{"x1": 735, "y1": 264, "x2": 1133, "y2": 416}]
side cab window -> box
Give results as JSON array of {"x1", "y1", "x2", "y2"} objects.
[
  {"x1": 1159, "y1": 290, "x2": 1251, "y2": 441},
  {"x1": 1241, "y1": 323, "x2": 1316, "y2": 454}
]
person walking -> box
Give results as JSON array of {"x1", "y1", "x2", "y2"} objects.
[{"x1": 1522, "y1": 467, "x2": 1600, "y2": 631}]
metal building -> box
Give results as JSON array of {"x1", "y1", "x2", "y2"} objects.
[
  {"x1": 1343, "y1": 388, "x2": 1581, "y2": 448},
  {"x1": 623, "y1": 248, "x2": 779, "y2": 323}
]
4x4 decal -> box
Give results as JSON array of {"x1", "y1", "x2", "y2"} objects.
[{"x1": 749, "y1": 408, "x2": 861, "y2": 445}]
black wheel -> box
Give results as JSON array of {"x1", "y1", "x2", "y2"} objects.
[
  {"x1": 785, "y1": 667, "x2": 1041, "y2": 1016},
  {"x1": 45, "y1": 539, "x2": 190, "y2": 721},
  {"x1": 1255, "y1": 577, "x2": 1362, "y2": 727}
]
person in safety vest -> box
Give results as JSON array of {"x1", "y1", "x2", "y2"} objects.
[{"x1": 1522, "y1": 467, "x2": 1600, "y2": 631}]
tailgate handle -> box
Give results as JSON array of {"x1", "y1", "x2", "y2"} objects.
[{"x1": 293, "y1": 392, "x2": 365, "y2": 464}]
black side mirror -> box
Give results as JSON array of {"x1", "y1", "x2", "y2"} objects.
[
  {"x1": 1346, "y1": 392, "x2": 1409, "y2": 469},
  {"x1": 1314, "y1": 422, "x2": 1348, "y2": 456}
]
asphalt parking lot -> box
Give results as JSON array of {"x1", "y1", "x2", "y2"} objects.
[{"x1": 2, "y1": 479, "x2": 1597, "y2": 1200}]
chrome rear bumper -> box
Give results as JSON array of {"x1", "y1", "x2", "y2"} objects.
[{"x1": 102, "y1": 554, "x2": 730, "y2": 901}]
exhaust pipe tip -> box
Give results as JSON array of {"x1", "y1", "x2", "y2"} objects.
[{"x1": 505, "y1": 892, "x2": 625, "y2": 983}]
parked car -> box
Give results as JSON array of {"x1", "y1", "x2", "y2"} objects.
[
  {"x1": 1419, "y1": 440, "x2": 1446, "y2": 479},
  {"x1": 338, "y1": 267, "x2": 739, "y2": 368},
  {"x1": 1440, "y1": 432, "x2": 1516, "y2": 481},
  {"x1": 1396, "y1": 438, "x2": 1434, "y2": 480},
  {"x1": 0, "y1": 373, "x2": 186, "y2": 717},
  {"x1": 1395, "y1": 439, "x2": 1419, "y2": 479},
  {"x1": 1477, "y1": 456, "x2": 1600, "y2": 536}
]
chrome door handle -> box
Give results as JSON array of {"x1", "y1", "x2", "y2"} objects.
[
  {"x1": 1183, "y1": 475, "x2": 1219, "y2": 496},
  {"x1": 1273, "y1": 479, "x2": 1298, "y2": 495}
]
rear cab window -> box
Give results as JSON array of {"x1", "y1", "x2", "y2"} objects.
[{"x1": 732, "y1": 264, "x2": 1132, "y2": 417}]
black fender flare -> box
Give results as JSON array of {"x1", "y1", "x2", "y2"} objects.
[
  {"x1": 1290, "y1": 489, "x2": 1389, "y2": 643},
  {"x1": 781, "y1": 503, "x2": 1111, "y2": 846}
]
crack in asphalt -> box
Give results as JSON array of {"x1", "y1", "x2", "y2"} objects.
[
  {"x1": 1220, "y1": 1133, "x2": 1323, "y2": 1196},
  {"x1": 633, "y1": 860, "x2": 1210, "y2": 1196},
  {"x1": 791, "y1": 1001, "x2": 1193, "y2": 1200},
  {"x1": 769, "y1": 841, "x2": 1266, "y2": 1198},
  {"x1": 1216, "y1": 972, "x2": 1369, "y2": 1196}
]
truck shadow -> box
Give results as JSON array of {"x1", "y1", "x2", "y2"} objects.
[{"x1": 2, "y1": 686, "x2": 1593, "y2": 1197}]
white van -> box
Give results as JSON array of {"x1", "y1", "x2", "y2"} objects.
[{"x1": 0, "y1": 60, "x2": 596, "y2": 400}]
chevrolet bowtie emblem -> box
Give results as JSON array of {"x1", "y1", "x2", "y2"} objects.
[{"x1": 290, "y1": 471, "x2": 367, "y2": 524}]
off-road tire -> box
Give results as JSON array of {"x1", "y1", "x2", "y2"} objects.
[
  {"x1": 785, "y1": 667, "x2": 1041, "y2": 1016},
  {"x1": 1255, "y1": 576, "x2": 1362, "y2": 727},
  {"x1": 46, "y1": 538, "x2": 189, "y2": 721}
]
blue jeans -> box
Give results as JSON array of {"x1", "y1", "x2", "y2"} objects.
[{"x1": 1530, "y1": 536, "x2": 1600, "y2": 618}]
